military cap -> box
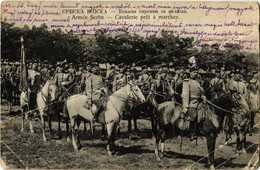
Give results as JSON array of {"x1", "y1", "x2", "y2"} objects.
[
  {"x1": 32, "y1": 63, "x2": 38, "y2": 69},
  {"x1": 92, "y1": 66, "x2": 100, "y2": 73}
]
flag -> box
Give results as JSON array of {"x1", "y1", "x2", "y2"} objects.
[{"x1": 19, "y1": 36, "x2": 28, "y2": 92}]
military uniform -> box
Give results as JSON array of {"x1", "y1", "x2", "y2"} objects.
[
  {"x1": 248, "y1": 73, "x2": 259, "y2": 94},
  {"x1": 68, "y1": 64, "x2": 76, "y2": 79},
  {"x1": 28, "y1": 64, "x2": 41, "y2": 111},
  {"x1": 53, "y1": 67, "x2": 73, "y2": 86},
  {"x1": 84, "y1": 67, "x2": 104, "y2": 122},
  {"x1": 210, "y1": 74, "x2": 225, "y2": 99},
  {"x1": 112, "y1": 68, "x2": 126, "y2": 92},
  {"x1": 228, "y1": 74, "x2": 247, "y2": 98},
  {"x1": 182, "y1": 69, "x2": 204, "y2": 140},
  {"x1": 28, "y1": 64, "x2": 41, "y2": 87},
  {"x1": 40, "y1": 64, "x2": 51, "y2": 83}
]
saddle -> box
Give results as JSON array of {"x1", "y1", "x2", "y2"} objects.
[{"x1": 178, "y1": 102, "x2": 219, "y2": 130}]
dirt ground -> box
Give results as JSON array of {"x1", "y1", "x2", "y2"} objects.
[{"x1": 1, "y1": 101, "x2": 259, "y2": 170}]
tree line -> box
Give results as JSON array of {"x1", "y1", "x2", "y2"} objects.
[{"x1": 1, "y1": 20, "x2": 258, "y2": 71}]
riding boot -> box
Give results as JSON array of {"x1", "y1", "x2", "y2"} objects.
[
  {"x1": 93, "y1": 107, "x2": 104, "y2": 125},
  {"x1": 189, "y1": 121, "x2": 197, "y2": 141}
]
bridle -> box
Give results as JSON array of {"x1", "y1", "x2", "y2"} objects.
[
  {"x1": 231, "y1": 92, "x2": 247, "y2": 115},
  {"x1": 41, "y1": 82, "x2": 56, "y2": 104}
]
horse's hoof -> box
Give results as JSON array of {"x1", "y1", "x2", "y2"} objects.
[
  {"x1": 160, "y1": 153, "x2": 164, "y2": 158},
  {"x1": 236, "y1": 149, "x2": 243, "y2": 154},
  {"x1": 21, "y1": 129, "x2": 24, "y2": 133},
  {"x1": 242, "y1": 149, "x2": 247, "y2": 153},
  {"x1": 43, "y1": 138, "x2": 47, "y2": 143},
  {"x1": 67, "y1": 138, "x2": 70, "y2": 143},
  {"x1": 107, "y1": 151, "x2": 113, "y2": 156},
  {"x1": 31, "y1": 131, "x2": 34, "y2": 134},
  {"x1": 209, "y1": 165, "x2": 215, "y2": 170},
  {"x1": 156, "y1": 157, "x2": 161, "y2": 161}
]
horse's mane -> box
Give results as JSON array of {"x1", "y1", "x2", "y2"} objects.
[{"x1": 212, "y1": 92, "x2": 232, "y2": 110}]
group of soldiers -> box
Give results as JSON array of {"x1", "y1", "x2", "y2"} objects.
[{"x1": 1, "y1": 59, "x2": 259, "y2": 134}]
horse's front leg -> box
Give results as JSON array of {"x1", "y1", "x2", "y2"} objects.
[
  {"x1": 106, "y1": 122, "x2": 114, "y2": 156},
  {"x1": 40, "y1": 111, "x2": 47, "y2": 142},
  {"x1": 29, "y1": 111, "x2": 34, "y2": 134},
  {"x1": 206, "y1": 133, "x2": 217, "y2": 170},
  {"x1": 127, "y1": 113, "x2": 132, "y2": 135},
  {"x1": 133, "y1": 113, "x2": 139, "y2": 134},
  {"x1": 71, "y1": 118, "x2": 78, "y2": 151},
  {"x1": 155, "y1": 129, "x2": 163, "y2": 160},
  {"x1": 101, "y1": 124, "x2": 106, "y2": 141},
  {"x1": 57, "y1": 114, "x2": 62, "y2": 139},
  {"x1": 160, "y1": 130, "x2": 166, "y2": 158},
  {"x1": 234, "y1": 129, "x2": 242, "y2": 152},
  {"x1": 21, "y1": 108, "x2": 25, "y2": 132},
  {"x1": 241, "y1": 132, "x2": 247, "y2": 153},
  {"x1": 65, "y1": 117, "x2": 70, "y2": 142},
  {"x1": 48, "y1": 114, "x2": 53, "y2": 137}
]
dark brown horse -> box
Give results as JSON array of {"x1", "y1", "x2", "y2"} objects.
[
  {"x1": 1, "y1": 73, "x2": 19, "y2": 112},
  {"x1": 152, "y1": 92, "x2": 249, "y2": 169},
  {"x1": 217, "y1": 92, "x2": 250, "y2": 152}
]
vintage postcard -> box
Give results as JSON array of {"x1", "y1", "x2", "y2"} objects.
[{"x1": 1, "y1": 1, "x2": 259, "y2": 169}]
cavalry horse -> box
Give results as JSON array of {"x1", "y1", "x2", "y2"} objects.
[
  {"x1": 36, "y1": 80, "x2": 58, "y2": 142},
  {"x1": 215, "y1": 92, "x2": 250, "y2": 153},
  {"x1": 20, "y1": 90, "x2": 34, "y2": 133},
  {"x1": 63, "y1": 82, "x2": 146, "y2": 153},
  {"x1": 1, "y1": 73, "x2": 19, "y2": 111},
  {"x1": 124, "y1": 82, "x2": 154, "y2": 138},
  {"x1": 247, "y1": 85, "x2": 259, "y2": 134},
  {"x1": 152, "y1": 92, "x2": 249, "y2": 169}
]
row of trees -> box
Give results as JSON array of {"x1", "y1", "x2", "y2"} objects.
[{"x1": 1, "y1": 21, "x2": 258, "y2": 71}]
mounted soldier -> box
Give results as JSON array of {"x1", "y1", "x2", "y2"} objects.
[
  {"x1": 138, "y1": 68, "x2": 153, "y2": 96},
  {"x1": 28, "y1": 63, "x2": 42, "y2": 112},
  {"x1": 209, "y1": 69, "x2": 226, "y2": 100},
  {"x1": 81, "y1": 65, "x2": 91, "y2": 83},
  {"x1": 152, "y1": 67, "x2": 173, "y2": 104},
  {"x1": 68, "y1": 63, "x2": 76, "y2": 81},
  {"x1": 228, "y1": 71, "x2": 247, "y2": 98},
  {"x1": 83, "y1": 66, "x2": 106, "y2": 124},
  {"x1": 181, "y1": 68, "x2": 205, "y2": 140},
  {"x1": 112, "y1": 65, "x2": 126, "y2": 92},
  {"x1": 40, "y1": 61, "x2": 51, "y2": 83},
  {"x1": 53, "y1": 64, "x2": 74, "y2": 87},
  {"x1": 227, "y1": 70, "x2": 250, "y2": 131}
]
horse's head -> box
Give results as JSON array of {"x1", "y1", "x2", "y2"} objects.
[
  {"x1": 48, "y1": 81, "x2": 58, "y2": 102},
  {"x1": 232, "y1": 92, "x2": 249, "y2": 114},
  {"x1": 127, "y1": 82, "x2": 146, "y2": 104}
]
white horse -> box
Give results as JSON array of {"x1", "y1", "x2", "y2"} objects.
[
  {"x1": 20, "y1": 90, "x2": 34, "y2": 133},
  {"x1": 64, "y1": 82, "x2": 146, "y2": 152},
  {"x1": 36, "y1": 80, "x2": 58, "y2": 142}
]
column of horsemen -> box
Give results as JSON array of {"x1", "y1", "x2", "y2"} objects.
[{"x1": 1, "y1": 59, "x2": 259, "y2": 138}]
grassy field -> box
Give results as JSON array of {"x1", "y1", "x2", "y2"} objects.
[{"x1": 1, "y1": 103, "x2": 259, "y2": 169}]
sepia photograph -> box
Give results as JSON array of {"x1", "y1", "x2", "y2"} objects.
[{"x1": 0, "y1": 1, "x2": 259, "y2": 169}]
